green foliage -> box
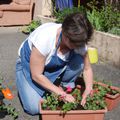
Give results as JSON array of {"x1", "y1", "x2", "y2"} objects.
[
  {"x1": 84, "y1": 84, "x2": 107, "y2": 110},
  {"x1": 42, "y1": 88, "x2": 82, "y2": 113},
  {"x1": 94, "y1": 82, "x2": 120, "y2": 96},
  {"x1": 0, "y1": 79, "x2": 18, "y2": 119},
  {"x1": 86, "y1": 0, "x2": 104, "y2": 10},
  {"x1": 87, "y1": 6, "x2": 120, "y2": 35},
  {"x1": 42, "y1": 86, "x2": 107, "y2": 113},
  {"x1": 42, "y1": 80, "x2": 120, "y2": 113},
  {"x1": 54, "y1": 5, "x2": 120, "y2": 36},
  {"x1": 51, "y1": 0, "x2": 56, "y2": 16},
  {"x1": 85, "y1": 81, "x2": 120, "y2": 110},
  {"x1": 0, "y1": 104, "x2": 18, "y2": 119},
  {"x1": 22, "y1": 20, "x2": 41, "y2": 34},
  {"x1": 108, "y1": 27, "x2": 120, "y2": 36},
  {"x1": 62, "y1": 102, "x2": 78, "y2": 113},
  {"x1": 87, "y1": 8, "x2": 103, "y2": 31},
  {"x1": 55, "y1": 7, "x2": 86, "y2": 23},
  {"x1": 84, "y1": 95, "x2": 106, "y2": 110},
  {"x1": 42, "y1": 93, "x2": 59, "y2": 110}
]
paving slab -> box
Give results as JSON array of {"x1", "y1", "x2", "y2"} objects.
[{"x1": 0, "y1": 27, "x2": 120, "y2": 120}]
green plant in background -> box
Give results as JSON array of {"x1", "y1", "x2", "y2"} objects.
[
  {"x1": 108, "y1": 27, "x2": 120, "y2": 36},
  {"x1": 0, "y1": 104, "x2": 18, "y2": 120},
  {"x1": 86, "y1": 0, "x2": 104, "y2": 10},
  {"x1": 55, "y1": 7, "x2": 86, "y2": 23},
  {"x1": 22, "y1": 20, "x2": 41, "y2": 34},
  {"x1": 51, "y1": 0, "x2": 57, "y2": 17},
  {"x1": 101, "y1": 6, "x2": 120, "y2": 33},
  {"x1": 87, "y1": 8, "x2": 103, "y2": 31},
  {"x1": 54, "y1": 3, "x2": 120, "y2": 36},
  {"x1": 87, "y1": 5, "x2": 120, "y2": 35},
  {"x1": 94, "y1": 80, "x2": 120, "y2": 96}
]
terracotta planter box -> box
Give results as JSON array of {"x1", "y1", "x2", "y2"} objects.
[
  {"x1": 40, "y1": 103, "x2": 107, "y2": 120},
  {"x1": 94, "y1": 81, "x2": 120, "y2": 111}
]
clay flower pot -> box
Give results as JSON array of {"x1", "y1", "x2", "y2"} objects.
[
  {"x1": 39, "y1": 84, "x2": 107, "y2": 120},
  {"x1": 94, "y1": 81, "x2": 120, "y2": 111},
  {"x1": 40, "y1": 102, "x2": 107, "y2": 120}
]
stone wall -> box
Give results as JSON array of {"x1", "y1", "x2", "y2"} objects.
[
  {"x1": 90, "y1": 31, "x2": 120, "y2": 68},
  {"x1": 34, "y1": 0, "x2": 52, "y2": 19}
]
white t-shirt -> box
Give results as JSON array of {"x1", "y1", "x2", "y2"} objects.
[{"x1": 18, "y1": 22, "x2": 87, "y2": 65}]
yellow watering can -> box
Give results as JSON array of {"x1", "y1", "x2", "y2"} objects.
[{"x1": 88, "y1": 47, "x2": 98, "y2": 64}]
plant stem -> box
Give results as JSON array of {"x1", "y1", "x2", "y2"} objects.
[{"x1": 78, "y1": 0, "x2": 80, "y2": 8}]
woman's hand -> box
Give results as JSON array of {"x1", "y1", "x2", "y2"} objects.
[
  {"x1": 59, "y1": 92, "x2": 75, "y2": 103},
  {"x1": 81, "y1": 88, "x2": 92, "y2": 106},
  {"x1": 64, "y1": 94, "x2": 75, "y2": 103}
]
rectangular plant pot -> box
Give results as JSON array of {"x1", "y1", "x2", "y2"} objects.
[
  {"x1": 94, "y1": 81, "x2": 120, "y2": 111},
  {"x1": 40, "y1": 103, "x2": 107, "y2": 120}
]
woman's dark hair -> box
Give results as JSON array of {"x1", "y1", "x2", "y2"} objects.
[{"x1": 62, "y1": 12, "x2": 93, "y2": 44}]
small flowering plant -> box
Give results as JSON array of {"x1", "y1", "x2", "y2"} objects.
[
  {"x1": 42, "y1": 84, "x2": 107, "y2": 113},
  {"x1": 93, "y1": 81, "x2": 120, "y2": 96},
  {"x1": 42, "y1": 86, "x2": 82, "y2": 113},
  {"x1": 0, "y1": 79, "x2": 18, "y2": 119},
  {"x1": 93, "y1": 80, "x2": 120, "y2": 111}
]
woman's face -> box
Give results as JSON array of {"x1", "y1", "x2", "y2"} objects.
[{"x1": 62, "y1": 34, "x2": 85, "y2": 50}]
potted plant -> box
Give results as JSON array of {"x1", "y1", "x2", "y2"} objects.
[
  {"x1": 93, "y1": 81, "x2": 120, "y2": 111},
  {"x1": 39, "y1": 84, "x2": 107, "y2": 120}
]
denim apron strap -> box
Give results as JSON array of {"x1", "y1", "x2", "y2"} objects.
[{"x1": 43, "y1": 32, "x2": 68, "y2": 83}]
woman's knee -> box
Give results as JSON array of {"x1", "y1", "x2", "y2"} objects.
[
  {"x1": 24, "y1": 106, "x2": 39, "y2": 115},
  {"x1": 16, "y1": 73, "x2": 41, "y2": 115},
  {"x1": 18, "y1": 88, "x2": 41, "y2": 115},
  {"x1": 22, "y1": 99, "x2": 40, "y2": 115}
]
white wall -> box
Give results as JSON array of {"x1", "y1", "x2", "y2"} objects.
[{"x1": 34, "y1": 0, "x2": 52, "y2": 19}]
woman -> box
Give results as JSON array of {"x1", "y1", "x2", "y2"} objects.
[{"x1": 16, "y1": 12, "x2": 93, "y2": 115}]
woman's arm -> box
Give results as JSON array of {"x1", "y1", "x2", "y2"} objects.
[
  {"x1": 30, "y1": 47, "x2": 75, "y2": 102},
  {"x1": 30, "y1": 47, "x2": 64, "y2": 95},
  {"x1": 81, "y1": 52, "x2": 93, "y2": 106}
]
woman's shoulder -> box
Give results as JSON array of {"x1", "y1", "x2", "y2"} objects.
[
  {"x1": 36, "y1": 22, "x2": 62, "y2": 30},
  {"x1": 27, "y1": 22, "x2": 61, "y2": 57},
  {"x1": 28, "y1": 22, "x2": 61, "y2": 39}
]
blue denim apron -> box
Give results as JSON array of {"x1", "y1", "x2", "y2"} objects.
[{"x1": 20, "y1": 32, "x2": 84, "y2": 97}]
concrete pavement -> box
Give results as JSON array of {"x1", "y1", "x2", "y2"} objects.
[{"x1": 0, "y1": 26, "x2": 120, "y2": 120}]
